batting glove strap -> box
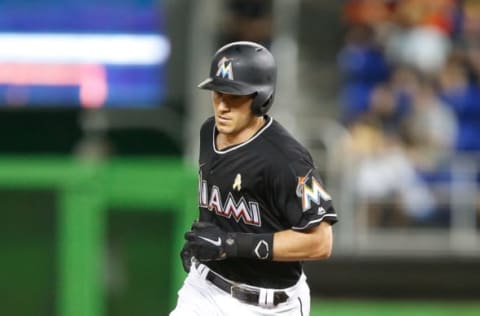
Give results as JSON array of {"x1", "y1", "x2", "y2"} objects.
[{"x1": 226, "y1": 232, "x2": 274, "y2": 260}]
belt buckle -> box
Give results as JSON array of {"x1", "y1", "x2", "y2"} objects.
[
  {"x1": 230, "y1": 284, "x2": 258, "y2": 305},
  {"x1": 231, "y1": 284, "x2": 289, "y2": 306},
  {"x1": 230, "y1": 284, "x2": 242, "y2": 299}
]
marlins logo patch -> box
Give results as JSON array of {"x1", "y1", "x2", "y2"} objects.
[
  {"x1": 216, "y1": 56, "x2": 234, "y2": 80},
  {"x1": 296, "y1": 171, "x2": 331, "y2": 212}
]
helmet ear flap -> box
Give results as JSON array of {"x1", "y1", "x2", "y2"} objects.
[{"x1": 252, "y1": 93, "x2": 274, "y2": 116}]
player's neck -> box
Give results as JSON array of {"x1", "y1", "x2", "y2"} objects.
[{"x1": 216, "y1": 116, "x2": 265, "y2": 150}]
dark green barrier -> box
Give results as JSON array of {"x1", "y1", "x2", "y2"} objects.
[{"x1": 0, "y1": 157, "x2": 197, "y2": 316}]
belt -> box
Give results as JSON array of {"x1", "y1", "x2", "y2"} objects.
[{"x1": 195, "y1": 262, "x2": 289, "y2": 306}]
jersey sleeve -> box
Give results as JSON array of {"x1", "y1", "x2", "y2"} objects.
[{"x1": 272, "y1": 158, "x2": 338, "y2": 231}]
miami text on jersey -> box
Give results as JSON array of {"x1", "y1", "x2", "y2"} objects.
[{"x1": 199, "y1": 173, "x2": 261, "y2": 227}]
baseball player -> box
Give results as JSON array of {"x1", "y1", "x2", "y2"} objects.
[{"x1": 170, "y1": 41, "x2": 338, "y2": 316}]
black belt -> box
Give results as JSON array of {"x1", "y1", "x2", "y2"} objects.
[{"x1": 196, "y1": 262, "x2": 289, "y2": 306}]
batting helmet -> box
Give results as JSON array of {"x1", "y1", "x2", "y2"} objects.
[{"x1": 198, "y1": 41, "x2": 277, "y2": 116}]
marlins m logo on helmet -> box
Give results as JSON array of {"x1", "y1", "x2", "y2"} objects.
[
  {"x1": 216, "y1": 57, "x2": 234, "y2": 80},
  {"x1": 198, "y1": 41, "x2": 276, "y2": 116}
]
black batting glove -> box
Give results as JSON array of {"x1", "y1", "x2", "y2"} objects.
[
  {"x1": 184, "y1": 221, "x2": 274, "y2": 262},
  {"x1": 184, "y1": 221, "x2": 233, "y2": 261}
]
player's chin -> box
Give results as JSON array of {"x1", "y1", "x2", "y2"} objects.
[
  {"x1": 216, "y1": 126, "x2": 233, "y2": 135},
  {"x1": 215, "y1": 121, "x2": 233, "y2": 133}
]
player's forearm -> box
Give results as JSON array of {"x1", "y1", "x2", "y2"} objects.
[
  {"x1": 185, "y1": 221, "x2": 333, "y2": 262},
  {"x1": 272, "y1": 222, "x2": 333, "y2": 261}
]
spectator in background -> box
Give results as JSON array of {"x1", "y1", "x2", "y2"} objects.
[
  {"x1": 337, "y1": 23, "x2": 390, "y2": 125},
  {"x1": 342, "y1": 82, "x2": 437, "y2": 227},
  {"x1": 404, "y1": 80, "x2": 458, "y2": 170},
  {"x1": 437, "y1": 55, "x2": 480, "y2": 152},
  {"x1": 462, "y1": 1, "x2": 480, "y2": 225},
  {"x1": 334, "y1": 0, "x2": 477, "y2": 228},
  {"x1": 383, "y1": 0, "x2": 455, "y2": 76},
  {"x1": 403, "y1": 79, "x2": 459, "y2": 226}
]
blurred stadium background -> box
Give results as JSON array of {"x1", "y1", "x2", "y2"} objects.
[{"x1": 0, "y1": 0, "x2": 479, "y2": 315}]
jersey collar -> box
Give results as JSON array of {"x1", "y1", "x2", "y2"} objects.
[{"x1": 212, "y1": 116, "x2": 273, "y2": 154}]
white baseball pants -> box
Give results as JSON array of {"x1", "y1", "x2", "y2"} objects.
[{"x1": 170, "y1": 262, "x2": 310, "y2": 316}]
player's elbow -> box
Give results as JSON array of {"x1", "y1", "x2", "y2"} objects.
[
  {"x1": 311, "y1": 235, "x2": 333, "y2": 259},
  {"x1": 321, "y1": 239, "x2": 333, "y2": 259},
  {"x1": 309, "y1": 223, "x2": 333, "y2": 260}
]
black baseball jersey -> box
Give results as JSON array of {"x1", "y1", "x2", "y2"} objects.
[{"x1": 198, "y1": 115, "x2": 338, "y2": 288}]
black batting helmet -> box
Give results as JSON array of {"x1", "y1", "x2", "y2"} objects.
[{"x1": 198, "y1": 41, "x2": 277, "y2": 116}]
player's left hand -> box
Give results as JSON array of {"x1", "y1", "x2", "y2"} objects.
[{"x1": 184, "y1": 221, "x2": 235, "y2": 261}]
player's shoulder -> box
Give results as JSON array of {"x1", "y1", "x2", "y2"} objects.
[{"x1": 261, "y1": 117, "x2": 313, "y2": 164}]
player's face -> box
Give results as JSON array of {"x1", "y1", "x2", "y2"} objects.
[{"x1": 212, "y1": 91, "x2": 256, "y2": 136}]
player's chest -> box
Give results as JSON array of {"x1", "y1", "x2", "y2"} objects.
[{"x1": 200, "y1": 149, "x2": 268, "y2": 193}]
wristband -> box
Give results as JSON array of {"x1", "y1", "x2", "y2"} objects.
[{"x1": 225, "y1": 233, "x2": 274, "y2": 260}]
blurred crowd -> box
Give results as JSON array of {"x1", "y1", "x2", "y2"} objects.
[{"x1": 334, "y1": 0, "x2": 480, "y2": 228}]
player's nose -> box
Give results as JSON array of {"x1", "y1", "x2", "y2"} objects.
[{"x1": 217, "y1": 99, "x2": 230, "y2": 112}]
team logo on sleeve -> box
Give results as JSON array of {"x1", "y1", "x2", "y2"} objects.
[{"x1": 296, "y1": 171, "x2": 331, "y2": 212}]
